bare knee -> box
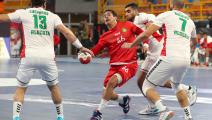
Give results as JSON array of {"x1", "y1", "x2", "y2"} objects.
[{"x1": 107, "y1": 75, "x2": 119, "y2": 88}]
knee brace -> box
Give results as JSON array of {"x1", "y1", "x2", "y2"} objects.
[{"x1": 142, "y1": 79, "x2": 156, "y2": 96}]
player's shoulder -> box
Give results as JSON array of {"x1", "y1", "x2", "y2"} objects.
[
  {"x1": 157, "y1": 11, "x2": 172, "y2": 17},
  {"x1": 14, "y1": 8, "x2": 26, "y2": 13}
]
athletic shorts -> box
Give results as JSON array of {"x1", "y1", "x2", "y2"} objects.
[
  {"x1": 103, "y1": 62, "x2": 138, "y2": 87},
  {"x1": 146, "y1": 57, "x2": 190, "y2": 86},
  {"x1": 140, "y1": 56, "x2": 158, "y2": 73},
  {"x1": 16, "y1": 58, "x2": 59, "y2": 87}
]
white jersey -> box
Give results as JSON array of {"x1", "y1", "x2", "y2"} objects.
[
  {"x1": 8, "y1": 7, "x2": 63, "y2": 59},
  {"x1": 153, "y1": 10, "x2": 196, "y2": 60},
  {"x1": 134, "y1": 13, "x2": 163, "y2": 58}
]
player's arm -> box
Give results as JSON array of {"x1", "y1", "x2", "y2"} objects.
[
  {"x1": 122, "y1": 24, "x2": 160, "y2": 48},
  {"x1": 56, "y1": 24, "x2": 94, "y2": 56},
  {"x1": 0, "y1": 14, "x2": 12, "y2": 22},
  {"x1": 91, "y1": 38, "x2": 106, "y2": 56}
]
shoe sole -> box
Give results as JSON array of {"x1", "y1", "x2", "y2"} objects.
[{"x1": 138, "y1": 112, "x2": 159, "y2": 115}]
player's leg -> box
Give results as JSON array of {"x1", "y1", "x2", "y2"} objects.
[
  {"x1": 48, "y1": 84, "x2": 64, "y2": 120},
  {"x1": 143, "y1": 59, "x2": 175, "y2": 120},
  {"x1": 172, "y1": 62, "x2": 193, "y2": 120},
  {"x1": 163, "y1": 80, "x2": 197, "y2": 106},
  {"x1": 13, "y1": 58, "x2": 35, "y2": 120},
  {"x1": 90, "y1": 68, "x2": 116, "y2": 120},
  {"x1": 40, "y1": 59, "x2": 64, "y2": 120},
  {"x1": 138, "y1": 70, "x2": 159, "y2": 115},
  {"x1": 138, "y1": 57, "x2": 163, "y2": 115}
]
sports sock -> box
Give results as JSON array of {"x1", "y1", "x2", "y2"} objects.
[
  {"x1": 116, "y1": 95, "x2": 123, "y2": 104},
  {"x1": 55, "y1": 103, "x2": 64, "y2": 118},
  {"x1": 97, "y1": 99, "x2": 109, "y2": 112},
  {"x1": 183, "y1": 106, "x2": 192, "y2": 119},
  {"x1": 147, "y1": 99, "x2": 155, "y2": 108},
  {"x1": 155, "y1": 100, "x2": 166, "y2": 111},
  {"x1": 13, "y1": 102, "x2": 22, "y2": 118}
]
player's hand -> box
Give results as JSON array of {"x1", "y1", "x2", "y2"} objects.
[
  {"x1": 79, "y1": 47, "x2": 94, "y2": 57},
  {"x1": 121, "y1": 42, "x2": 133, "y2": 49}
]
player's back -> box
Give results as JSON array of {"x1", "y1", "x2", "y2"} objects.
[
  {"x1": 8, "y1": 7, "x2": 62, "y2": 58},
  {"x1": 134, "y1": 12, "x2": 164, "y2": 58},
  {"x1": 155, "y1": 10, "x2": 196, "y2": 60}
]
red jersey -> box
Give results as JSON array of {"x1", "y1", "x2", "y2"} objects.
[{"x1": 92, "y1": 21, "x2": 143, "y2": 65}]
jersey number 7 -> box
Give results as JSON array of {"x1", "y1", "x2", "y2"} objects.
[{"x1": 179, "y1": 17, "x2": 187, "y2": 32}]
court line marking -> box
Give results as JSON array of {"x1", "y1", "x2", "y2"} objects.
[
  {"x1": 120, "y1": 93, "x2": 212, "y2": 105},
  {"x1": 0, "y1": 78, "x2": 45, "y2": 87},
  {"x1": 0, "y1": 93, "x2": 212, "y2": 109}
]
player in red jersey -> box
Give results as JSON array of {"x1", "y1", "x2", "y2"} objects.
[{"x1": 90, "y1": 10, "x2": 143, "y2": 120}]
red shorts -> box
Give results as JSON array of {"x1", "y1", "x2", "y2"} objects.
[{"x1": 103, "y1": 62, "x2": 138, "y2": 87}]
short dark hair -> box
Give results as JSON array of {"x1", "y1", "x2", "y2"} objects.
[
  {"x1": 125, "y1": 3, "x2": 139, "y2": 10},
  {"x1": 104, "y1": 9, "x2": 117, "y2": 17},
  {"x1": 31, "y1": 0, "x2": 47, "y2": 7}
]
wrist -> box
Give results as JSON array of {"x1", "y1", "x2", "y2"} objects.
[{"x1": 72, "y1": 39, "x2": 83, "y2": 49}]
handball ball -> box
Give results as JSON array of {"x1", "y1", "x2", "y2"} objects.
[{"x1": 78, "y1": 52, "x2": 92, "y2": 64}]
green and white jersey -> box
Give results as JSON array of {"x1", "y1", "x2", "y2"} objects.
[
  {"x1": 153, "y1": 10, "x2": 196, "y2": 60},
  {"x1": 8, "y1": 7, "x2": 63, "y2": 58}
]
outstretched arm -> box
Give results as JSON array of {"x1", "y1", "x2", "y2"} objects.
[
  {"x1": 122, "y1": 24, "x2": 160, "y2": 48},
  {"x1": 56, "y1": 24, "x2": 94, "y2": 56},
  {"x1": 0, "y1": 14, "x2": 11, "y2": 22}
]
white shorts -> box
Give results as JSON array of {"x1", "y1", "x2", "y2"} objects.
[
  {"x1": 140, "y1": 56, "x2": 158, "y2": 73},
  {"x1": 146, "y1": 57, "x2": 190, "y2": 86},
  {"x1": 16, "y1": 58, "x2": 59, "y2": 87}
]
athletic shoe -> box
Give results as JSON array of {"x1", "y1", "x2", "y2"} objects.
[
  {"x1": 119, "y1": 95, "x2": 131, "y2": 114},
  {"x1": 138, "y1": 105, "x2": 160, "y2": 115},
  {"x1": 159, "y1": 110, "x2": 174, "y2": 120},
  {"x1": 187, "y1": 86, "x2": 197, "y2": 106},
  {"x1": 57, "y1": 116, "x2": 64, "y2": 120},
  {"x1": 13, "y1": 116, "x2": 20, "y2": 120},
  {"x1": 90, "y1": 110, "x2": 102, "y2": 120}
]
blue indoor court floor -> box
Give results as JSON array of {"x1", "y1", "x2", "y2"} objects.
[{"x1": 0, "y1": 57, "x2": 212, "y2": 120}]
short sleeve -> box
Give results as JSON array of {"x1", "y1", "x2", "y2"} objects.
[
  {"x1": 8, "y1": 9, "x2": 24, "y2": 23},
  {"x1": 153, "y1": 12, "x2": 169, "y2": 27},
  {"x1": 54, "y1": 14, "x2": 63, "y2": 28}
]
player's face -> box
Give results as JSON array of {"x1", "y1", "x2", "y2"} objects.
[
  {"x1": 103, "y1": 11, "x2": 117, "y2": 26},
  {"x1": 125, "y1": 7, "x2": 136, "y2": 22}
]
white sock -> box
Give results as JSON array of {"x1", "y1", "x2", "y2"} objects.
[
  {"x1": 155, "y1": 100, "x2": 166, "y2": 111},
  {"x1": 13, "y1": 102, "x2": 22, "y2": 118},
  {"x1": 97, "y1": 99, "x2": 109, "y2": 112},
  {"x1": 181, "y1": 84, "x2": 190, "y2": 91},
  {"x1": 206, "y1": 57, "x2": 209, "y2": 63},
  {"x1": 183, "y1": 106, "x2": 192, "y2": 119},
  {"x1": 147, "y1": 99, "x2": 155, "y2": 108},
  {"x1": 55, "y1": 103, "x2": 64, "y2": 118},
  {"x1": 116, "y1": 95, "x2": 123, "y2": 104}
]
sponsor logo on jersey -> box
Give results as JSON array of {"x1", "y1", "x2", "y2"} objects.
[{"x1": 122, "y1": 28, "x2": 127, "y2": 32}]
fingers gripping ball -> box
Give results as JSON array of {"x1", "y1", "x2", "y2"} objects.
[{"x1": 78, "y1": 52, "x2": 92, "y2": 64}]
